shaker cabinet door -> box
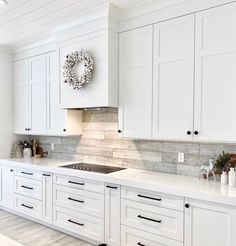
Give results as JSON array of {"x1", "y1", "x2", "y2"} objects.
[
  {"x1": 185, "y1": 199, "x2": 236, "y2": 246},
  {"x1": 29, "y1": 54, "x2": 47, "y2": 135},
  {"x1": 119, "y1": 26, "x2": 153, "y2": 139},
  {"x1": 194, "y1": 3, "x2": 236, "y2": 142},
  {"x1": 152, "y1": 14, "x2": 195, "y2": 141},
  {"x1": 14, "y1": 59, "x2": 29, "y2": 134},
  {"x1": 47, "y1": 51, "x2": 67, "y2": 136}
]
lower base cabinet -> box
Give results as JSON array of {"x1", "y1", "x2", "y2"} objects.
[
  {"x1": 121, "y1": 225, "x2": 183, "y2": 246},
  {"x1": 185, "y1": 199, "x2": 236, "y2": 246},
  {"x1": 53, "y1": 205, "x2": 104, "y2": 243},
  {"x1": 105, "y1": 183, "x2": 121, "y2": 246},
  {"x1": 1, "y1": 163, "x2": 236, "y2": 246},
  {"x1": 0, "y1": 166, "x2": 14, "y2": 209}
]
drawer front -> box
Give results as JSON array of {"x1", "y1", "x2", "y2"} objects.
[
  {"x1": 121, "y1": 186, "x2": 184, "y2": 211},
  {"x1": 15, "y1": 168, "x2": 42, "y2": 181},
  {"x1": 15, "y1": 194, "x2": 42, "y2": 220},
  {"x1": 121, "y1": 199, "x2": 183, "y2": 242},
  {"x1": 53, "y1": 184, "x2": 104, "y2": 218},
  {"x1": 53, "y1": 205, "x2": 104, "y2": 243},
  {"x1": 15, "y1": 176, "x2": 42, "y2": 200},
  {"x1": 53, "y1": 174, "x2": 104, "y2": 194},
  {"x1": 121, "y1": 225, "x2": 183, "y2": 246}
]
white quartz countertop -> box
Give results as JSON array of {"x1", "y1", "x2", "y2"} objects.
[{"x1": 1, "y1": 158, "x2": 236, "y2": 207}]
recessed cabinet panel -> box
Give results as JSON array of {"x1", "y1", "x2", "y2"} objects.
[
  {"x1": 47, "y1": 51, "x2": 67, "y2": 136},
  {"x1": 29, "y1": 54, "x2": 47, "y2": 135},
  {"x1": 119, "y1": 26, "x2": 153, "y2": 139},
  {"x1": 194, "y1": 3, "x2": 236, "y2": 142},
  {"x1": 185, "y1": 199, "x2": 236, "y2": 246},
  {"x1": 153, "y1": 15, "x2": 195, "y2": 140},
  {"x1": 14, "y1": 59, "x2": 29, "y2": 134}
]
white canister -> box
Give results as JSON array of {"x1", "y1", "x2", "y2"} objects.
[
  {"x1": 228, "y1": 167, "x2": 236, "y2": 187},
  {"x1": 221, "y1": 171, "x2": 228, "y2": 184},
  {"x1": 23, "y1": 148, "x2": 32, "y2": 159}
]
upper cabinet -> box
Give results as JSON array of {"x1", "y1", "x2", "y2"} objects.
[
  {"x1": 119, "y1": 2, "x2": 236, "y2": 142},
  {"x1": 59, "y1": 29, "x2": 118, "y2": 109},
  {"x1": 13, "y1": 51, "x2": 82, "y2": 136},
  {"x1": 194, "y1": 3, "x2": 236, "y2": 142},
  {"x1": 119, "y1": 26, "x2": 153, "y2": 139},
  {"x1": 29, "y1": 54, "x2": 47, "y2": 135},
  {"x1": 14, "y1": 59, "x2": 29, "y2": 134},
  {"x1": 153, "y1": 15, "x2": 195, "y2": 141}
]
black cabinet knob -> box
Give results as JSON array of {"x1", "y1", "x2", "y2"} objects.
[
  {"x1": 10, "y1": 169, "x2": 14, "y2": 172},
  {"x1": 187, "y1": 131, "x2": 191, "y2": 135},
  {"x1": 25, "y1": 128, "x2": 28, "y2": 131},
  {"x1": 185, "y1": 204, "x2": 190, "y2": 208},
  {"x1": 63, "y1": 129, "x2": 66, "y2": 132},
  {"x1": 194, "y1": 131, "x2": 199, "y2": 135},
  {"x1": 118, "y1": 130, "x2": 121, "y2": 133}
]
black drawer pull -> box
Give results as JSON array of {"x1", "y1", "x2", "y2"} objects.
[
  {"x1": 137, "y1": 215, "x2": 162, "y2": 223},
  {"x1": 21, "y1": 171, "x2": 33, "y2": 176},
  {"x1": 21, "y1": 204, "x2": 33, "y2": 209},
  {"x1": 68, "y1": 219, "x2": 84, "y2": 226},
  {"x1": 21, "y1": 185, "x2": 33, "y2": 190},
  {"x1": 106, "y1": 185, "x2": 118, "y2": 189},
  {"x1": 68, "y1": 197, "x2": 84, "y2": 203},
  {"x1": 68, "y1": 181, "x2": 85, "y2": 186},
  {"x1": 137, "y1": 243, "x2": 146, "y2": 246},
  {"x1": 137, "y1": 194, "x2": 162, "y2": 201},
  {"x1": 42, "y1": 173, "x2": 51, "y2": 177}
]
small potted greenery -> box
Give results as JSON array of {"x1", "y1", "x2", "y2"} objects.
[{"x1": 215, "y1": 151, "x2": 231, "y2": 173}]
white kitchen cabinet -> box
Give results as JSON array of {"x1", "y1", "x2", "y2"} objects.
[
  {"x1": 14, "y1": 59, "x2": 29, "y2": 134},
  {"x1": 29, "y1": 54, "x2": 47, "y2": 135},
  {"x1": 105, "y1": 184, "x2": 121, "y2": 246},
  {"x1": 47, "y1": 51, "x2": 82, "y2": 136},
  {"x1": 153, "y1": 15, "x2": 195, "y2": 141},
  {"x1": 185, "y1": 199, "x2": 236, "y2": 246},
  {"x1": 42, "y1": 172, "x2": 53, "y2": 224},
  {"x1": 194, "y1": 3, "x2": 236, "y2": 142},
  {"x1": 0, "y1": 166, "x2": 14, "y2": 209},
  {"x1": 119, "y1": 26, "x2": 153, "y2": 139}
]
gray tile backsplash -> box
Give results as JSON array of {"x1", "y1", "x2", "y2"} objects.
[{"x1": 21, "y1": 108, "x2": 236, "y2": 177}]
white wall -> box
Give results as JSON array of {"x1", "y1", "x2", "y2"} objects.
[{"x1": 0, "y1": 45, "x2": 14, "y2": 158}]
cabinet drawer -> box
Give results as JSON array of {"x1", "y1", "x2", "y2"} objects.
[
  {"x1": 53, "y1": 184, "x2": 104, "y2": 218},
  {"x1": 121, "y1": 199, "x2": 183, "y2": 242},
  {"x1": 53, "y1": 205, "x2": 104, "y2": 243},
  {"x1": 121, "y1": 186, "x2": 184, "y2": 211},
  {"x1": 121, "y1": 225, "x2": 183, "y2": 246},
  {"x1": 15, "y1": 194, "x2": 42, "y2": 220},
  {"x1": 53, "y1": 174, "x2": 104, "y2": 194},
  {"x1": 15, "y1": 168, "x2": 42, "y2": 181},
  {"x1": 15, "y1": 176, "x2": 42, "y2": 200}
]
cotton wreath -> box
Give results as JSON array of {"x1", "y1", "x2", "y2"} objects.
[{"x1": 63, "y1": 49, "x2": 94, "y2": 90}]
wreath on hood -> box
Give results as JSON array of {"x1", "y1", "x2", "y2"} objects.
[{"x1": 63, "y1": 49, "x2": 94, "y2": 90}]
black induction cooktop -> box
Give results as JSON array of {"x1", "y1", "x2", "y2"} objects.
[{"x1": 60, "y1": 163, "x2": 126, "y2": 174}]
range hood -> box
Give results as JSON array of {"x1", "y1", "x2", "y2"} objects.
[{"x1": 56, "y1": 4, "x2": 119, "y2": 109}]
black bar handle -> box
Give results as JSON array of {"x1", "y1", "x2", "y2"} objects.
[
  {"x1": 42, "y1": 173, "x2": 51, "y2": 177},
  {"x1": 68, "y1": 197, "x2": 84, "y2": 203},
  {"x1": 21, "y1": 204, "x2": 33, "y2": 209},
  {"x1": 137, "y1": 215, "x2": 162, "y2": 223},
  {"x1": 137, "y1": 243, "x2": 146, "y2": 246},
  {"x1": 106, "y1": 185, "x2": 118, "y2": 189},
  {"x1": 137, "y1": 194, "x2": 162, "y2": 201},
  {"x1": 68, "y1": 181, "x2": 85, "y2": 186},
  {"x1": 21, "y1": 171, "x2": 33, "y2": 176},
  {"x1": 21, "y1": 185, "x2": 33, "y2": 190},
  {"x1": 68, "y1": 219, "x2": 84, "y2": 226}
]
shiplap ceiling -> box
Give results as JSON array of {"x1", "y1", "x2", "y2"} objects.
[{"x1": 0, "y1": 0, "x2": 186, "y2": 49}]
